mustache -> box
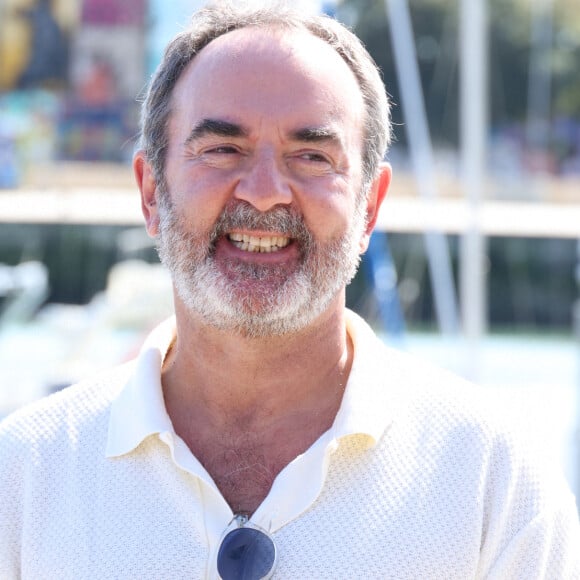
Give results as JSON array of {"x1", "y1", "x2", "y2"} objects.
[
  {"x1": 210, "y1": 202, "x2": 313, "y2": 246},
  {"x1": 157, "y1": 195, "x2": 316, "y2": 258}
]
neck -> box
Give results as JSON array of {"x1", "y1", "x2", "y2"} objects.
[
  {"x1": 162, "y1": 296, "x2": 352, "y2": 431},
  {"x1": 161, "y1": 297, "x2": 353, "y2": 516}
]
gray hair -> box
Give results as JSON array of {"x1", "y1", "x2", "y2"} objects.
[{"x1": 138, "y1": 2, "x2": 392, "y2": 189}]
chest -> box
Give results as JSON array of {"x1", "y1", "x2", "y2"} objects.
[
  {"x1": 183, "y1": 431, "x2": 308, "y2": 516},
  {"x1": 169, "y1": 399, "x2": 341, "y2": 514},
  {"x1": 19, "y1": 436, "x2": 484, "y2": 580}
]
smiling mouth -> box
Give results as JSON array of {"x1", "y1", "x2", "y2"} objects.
[{"x1": 228, "y1": 233, "x2": 291, "y2": 253}]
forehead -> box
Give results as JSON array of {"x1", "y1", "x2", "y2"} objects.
[{"x1": 169, "y1": 27, "x2": 365, "y2": 137}]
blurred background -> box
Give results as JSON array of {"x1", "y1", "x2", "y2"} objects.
[{"x1": 0, "y1": 0, "x2": 578, "y2": 498}]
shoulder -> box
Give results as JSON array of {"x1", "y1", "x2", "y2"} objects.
[
  {"x1": 371, "y1": 340, "x2": 576, "y2": 523},
  {"x1": 350, "y1": 315, "x2": 499, "y2": 437},
  {"x1": 356, "y1": 340, "x2": 580, "y2": 574},
  {"x1": 349, "y1": 312, "x2": 564, "y2": 490},
  {"x1": 348, "y1": 311, "x2": 505, "y2": 434},
  {"x1": 0, "y1": 362, "x2": 134, "y2": 458},
  {"x1": 374, "y1": 341, "x2": 536, "y2": 465},
  {"x1": 0, "y1": 362, "x2": 136, "y2": 572}
]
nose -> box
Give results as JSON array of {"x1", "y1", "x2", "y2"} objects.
[{"x1": 234, "y1": 151, "x2": 292, "y2": 212}]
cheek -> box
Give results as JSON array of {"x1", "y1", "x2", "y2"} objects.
[
  {"x1": 295, "y1": 177, "x2": 356, "y2": 223},
  {"x1": 301, "y1": 195, "x2": 354, "y2": 242},
  {"x1": 165, "y1": 173, "x2": 233, "y2": 231},
  {"x1": 174, "y1": 205, "x2": 224, "y2": 237}
]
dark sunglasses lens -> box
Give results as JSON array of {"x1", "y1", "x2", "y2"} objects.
[{"x1": 217, "y1": 527, "x2": 276, "y2": 580}]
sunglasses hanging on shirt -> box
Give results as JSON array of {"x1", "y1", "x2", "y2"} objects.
[{"x1": 217, "y1": 516, "x2": 277, "y2": 580}]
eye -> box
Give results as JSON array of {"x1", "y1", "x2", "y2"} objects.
[
  {"x1": 297, "y1": 151, "x2": 331, "y2": 164},
  {"x1": 196, "y1": 144, "x2": 244, "y2": 168},
  {"x1": 288, "y1": 150, "x2": 334, "y2": 177},
  {"x1": 205, "y1": 145, "x2": 239, "y2": 155}
]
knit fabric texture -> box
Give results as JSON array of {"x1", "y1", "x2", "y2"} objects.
[{"x1": 1, "y1": 311, "x2": 579, "y2": 579}]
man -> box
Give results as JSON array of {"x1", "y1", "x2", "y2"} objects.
[{"x1": 1, "y1": 3, "x2": 579, "y2": 579}]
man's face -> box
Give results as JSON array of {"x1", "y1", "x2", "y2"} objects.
[{"x1": 149, "y1": 28, "x2": 379, "y2": 337}]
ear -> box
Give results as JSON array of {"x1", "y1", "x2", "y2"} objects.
[
  {"x1": 359, "y1": 162, "x2": 391, "y2": 253},
  {"x1": 133, "y1": 149, "x2": 160, "y2": 237}
]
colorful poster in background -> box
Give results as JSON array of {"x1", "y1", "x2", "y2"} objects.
[
  {"x1": 70, "y1": 0, "x2": 146, "y2": 101},
  {"x1": 0, "y1": 91, "x2": 60, "y2": 187},
  {"x1": 62, "y1": 0, "x2": 147, "y2": 163},
  {"x1": 0, "y1": 0, "x2": 78, "y2": 91},
  {"x1": 81, "y1": 0, "x2": 145, "y2": 26},
  {"x1": 0, "y1": 0, "x2": 148, "y2": 177}
]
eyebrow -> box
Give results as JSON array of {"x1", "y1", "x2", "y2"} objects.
[
  {"x1": 185, "y1": 118, "x2": 248, "y2": 144},
  {"x1": 184, "y1": 119, "x2": 343, "y2": 148},
  {"x1": 289, "y1": 126, "x2": 342, "y2": 146}
]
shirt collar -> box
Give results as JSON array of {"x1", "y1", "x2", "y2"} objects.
[
  {"x1": 331, "y1": 309, "x2": 400, "y2": 447},
  {"x1": 106, "y1": 317, "x2": 176, "y2": 457},
  {"x1": 106, "y1": 310, "x2": 399, "y2": 458}
]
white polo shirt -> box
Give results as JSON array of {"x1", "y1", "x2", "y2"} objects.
[{"x1": 1, "y1": 311, "x2": 579, "y2": 579}]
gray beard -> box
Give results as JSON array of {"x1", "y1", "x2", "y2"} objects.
[{"x1": 156, "y1": 195, "x2": 367, "y2": 338}]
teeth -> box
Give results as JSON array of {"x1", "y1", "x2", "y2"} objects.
[{"x1": 228, "y1": 233, "x2": 291, "y2": 253}]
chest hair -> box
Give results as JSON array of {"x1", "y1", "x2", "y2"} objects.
[{"x1": 183, "y1": 423, "x2": 324, "y2": 516}]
